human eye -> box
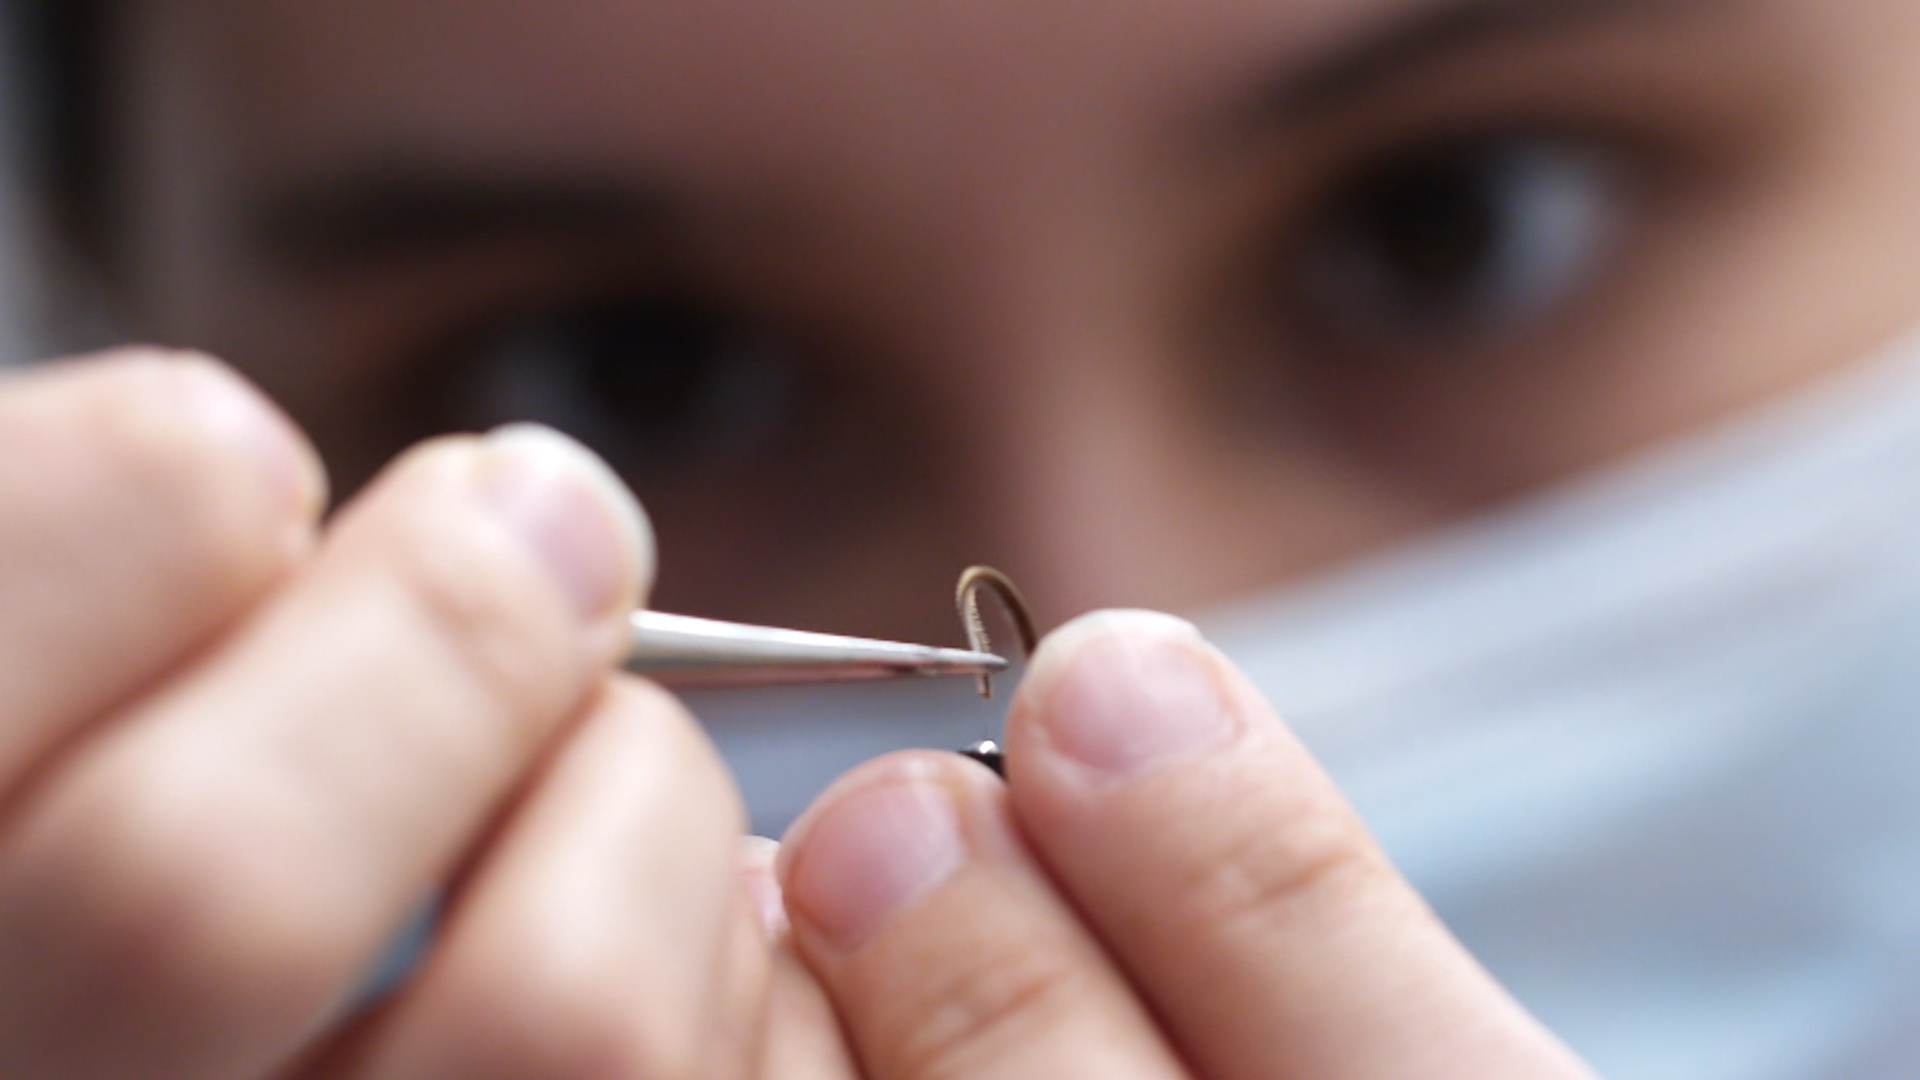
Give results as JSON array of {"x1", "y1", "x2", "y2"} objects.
[
  {"x1": 431, "y1": 295, "x2": 809, "y2": 480},
  {"x1": 401, "y1": 285, "x2": 947, "y2": 624},
  {"x1": 1284, "y1": 130, "x2": 1632, "y2": 350}
]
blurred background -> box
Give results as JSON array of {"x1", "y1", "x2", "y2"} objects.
[{"x1": 0, "y1": 20, "x2": 45, "y2": 367}]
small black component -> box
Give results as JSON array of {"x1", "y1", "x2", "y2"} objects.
[{"x1": 959, "y1": 739, "x2": 1005, "y2": 777}]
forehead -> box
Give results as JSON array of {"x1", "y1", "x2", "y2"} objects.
[{"x1": 156, "y1": 0, "x2": 1406, "y2": 191}]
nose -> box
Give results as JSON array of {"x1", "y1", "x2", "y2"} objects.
[{"x1": 934, "y1": 324, "x2": 1251, "y2": 625}]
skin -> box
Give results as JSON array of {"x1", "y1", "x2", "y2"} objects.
[
  {"x1": 0, "y1": 353, "x2": 766, "y2": 1078},
  {"x1": 0, "y1": 356, "x2": 1593, "y2": 1079},
  {"x1": 6, "y1": 0, "x2": 1920, "y2": 1074}
]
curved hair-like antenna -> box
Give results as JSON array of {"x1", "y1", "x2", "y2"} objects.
[
  {"x1": 955, "y1": 565, "x2": 1038, "y2": 699},
  {"x1": 954, "y1": 566, "x2": 1038, "y2": 778}
]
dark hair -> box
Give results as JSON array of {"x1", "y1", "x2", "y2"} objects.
[{"x1": 9, "y1": 0, "x2": 113, "y2": 261}]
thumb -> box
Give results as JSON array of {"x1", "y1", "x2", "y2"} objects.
[{"x1": 1002, "y1": 610, "x2": 1598, "y2": 1080}]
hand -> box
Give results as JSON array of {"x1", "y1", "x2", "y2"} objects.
[
  {"x1": 0, "y1": 350, "x2": 767, "y2": 1080},
  {"x1": 771, "y1": 610, "x2": 1602, "y2": 1079}
]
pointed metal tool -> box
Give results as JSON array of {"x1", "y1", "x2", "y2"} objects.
[{"x1": 625, "y1": 610, "x2": 1009, "y2": 688}]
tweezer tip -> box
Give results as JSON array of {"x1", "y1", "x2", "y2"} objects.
[
  {"x1": 928, "y1": 647, "x2": 1011, "y2": 673},
  {"x1": 626, "y1": 610, "x2": 1010, "y2": 686}
]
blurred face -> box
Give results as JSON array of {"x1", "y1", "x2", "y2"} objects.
[{"x1": 114, "y1": 0, "x2": 1920, "y2": 637}]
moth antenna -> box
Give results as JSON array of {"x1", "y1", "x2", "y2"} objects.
[{"x1": 954, "y1": 565, "x2": 1038, "y2": 698}]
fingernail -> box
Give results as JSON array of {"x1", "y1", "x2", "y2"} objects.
[
  {"x1": 782, "y1": 762, "x2": 964, "y2": 950},
  {"x1": 173, "y1": 354, "x2": 327, "y2": 520},
  {"x1": 480, "y1": 424, "x2": 654, "y2": 621},
  {"x1": 741, "y1": 836, "x2": 789, "y2": 940},
  {"x1": 1025, "y1": 610, "x2": 1235, "y2": 777}
]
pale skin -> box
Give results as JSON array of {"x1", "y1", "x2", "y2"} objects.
[
  {"x1": 6, "y1": 0, "x2": 1920, "y2": 1074},
  {"x1": 0, "y1": 359, "x2": 1589, "y2": 1078}
]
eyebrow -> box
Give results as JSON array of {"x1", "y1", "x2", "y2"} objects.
[
  {"x1": 1258, "y1": 0, "x2": 1711, "y2": 122},
  {"x1": 246, "y1": 168, "x2": 676, "y2": 272}
]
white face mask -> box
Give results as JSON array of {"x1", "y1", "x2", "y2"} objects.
[
  {"x1": 1197, "y1": 321, "x2": 1920, "y2": 1080},
  {"x1": 693, "y1": 319, "x2": 1920, "y2": 1080}
]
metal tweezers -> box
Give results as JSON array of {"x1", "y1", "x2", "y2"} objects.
[{"x1": 626, "y1": 610, "x2": 1008, "y2": 688}]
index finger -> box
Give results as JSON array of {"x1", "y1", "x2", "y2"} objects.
[
  {"x1": 0, "y1": 351, "x2": 324, "y2": 783},
  {"x1": 1003, "y1": 611, "x2": 1598, "y2": 1080},
  {"x1": 0, "y1": 426, "x2": 647, "y2": 1079}
]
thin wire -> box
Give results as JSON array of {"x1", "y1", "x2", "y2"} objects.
[{"x1": 954, "y1": 565, "x2": 1038, "y2": 698}]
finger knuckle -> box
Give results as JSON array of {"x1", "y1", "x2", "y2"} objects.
[
  {"x1": 884, "y1": 942, "x2": 1086, "y2": 1080},
  {"x1": 1160, "y1": 781, "x2": 1383, "y2": 939},
  {"x1": 438, "y1": 942, "x2": 705, "y2": 1080},
  {"x1": 51, "y1": 762, "x2": 351, "y2": 1028},
  {"x1": 79, "y1": 352, "x2": 302, "y2": 565},
  {"x1": 383, "y1": 466, "x2": 577, "y2": 727}
]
